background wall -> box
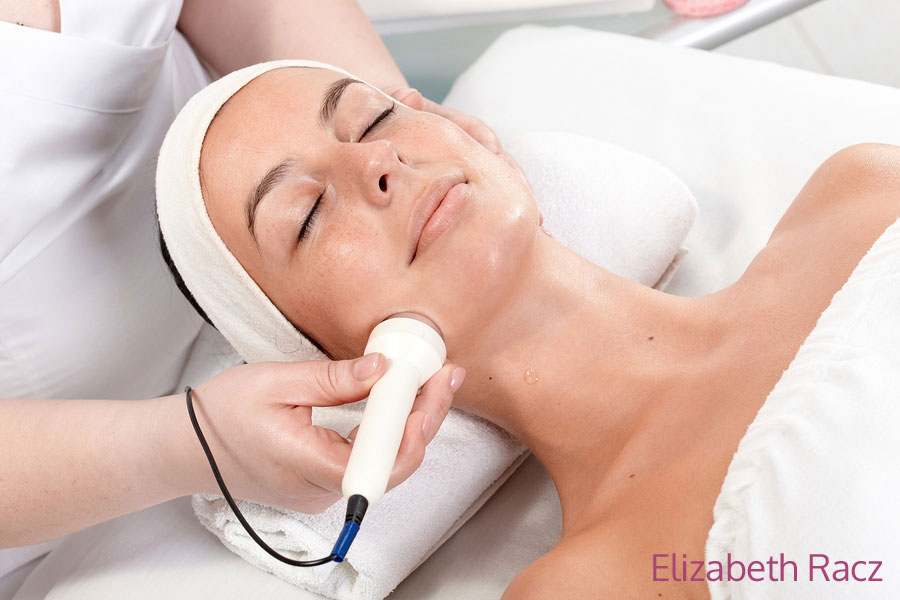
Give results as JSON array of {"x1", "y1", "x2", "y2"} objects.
[
  {"x1": 378, "y1": 0, "x2": 900, "y2": 104},
  {"x1": 715, "y1": 0, "x2": 900, "y2": 89}
]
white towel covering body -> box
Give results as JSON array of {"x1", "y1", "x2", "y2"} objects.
[{"x1": 705, "y1": 216, "x2": 900, "y2": 600}]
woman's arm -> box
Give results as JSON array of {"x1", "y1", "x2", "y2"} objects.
[
  {"x1": 177, "y1": 0, "x2": 512, "y2": 158},
  {"x1": 177, "y1": 0, "x2": 409, "y2": 96},
  {"x1": 0, "y1": 394, "x2": 183, "y2": 548}
]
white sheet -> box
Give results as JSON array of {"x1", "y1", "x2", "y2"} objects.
[
  {"x1": 10, "y1": 24, "x2": 900, "y2": 600},
  {"x1": 705, "y1": 213, "x2": 900, "y2": 600},
  {"x1": 706, "y1": 215, "x2": 900, "y2": 599}
]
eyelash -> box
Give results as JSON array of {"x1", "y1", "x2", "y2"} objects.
[
  {"x1": 359, "y1": 103, "x2": 395, "y2": 141},
  {"x1": 297, "y1": 190, "x2": 324, "y2": 243},
  {"x1": 297, "y1": 103, "x2": 396, "y2": 244}
]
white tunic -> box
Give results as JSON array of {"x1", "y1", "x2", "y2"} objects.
[{"x1": 0, "y1": 0, "x2": 214, "y2": 581}]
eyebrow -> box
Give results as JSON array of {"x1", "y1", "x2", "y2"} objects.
[
  {"x1": 246, "y1": 158, "x2": 295, "y2": 242},
  {"x1": 319, "y1": 77, "x2": 363, "y2": 129},
  {"x1": 246, "y1": 77, "x2": 363, "y2": 242}
]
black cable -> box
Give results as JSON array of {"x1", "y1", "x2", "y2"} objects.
[{"x1": 184, "y1": 385, "x2": 348, "y2": 566}]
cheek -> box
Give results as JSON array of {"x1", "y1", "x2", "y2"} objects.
[
  {"x1": 421, "y1": 177, "x2": 539, "y2": 344},
  {"x1": 312, "y1": 226, "x2": 397, "y2": 349}
]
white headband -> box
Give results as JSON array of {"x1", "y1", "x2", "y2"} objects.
[{"x1": 156, "y1": 59, "x2": 396, "y2": 364}]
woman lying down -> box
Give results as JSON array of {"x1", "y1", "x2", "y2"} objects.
[{"x1": 155, "y1": 59, "x2": 900, "y2": 599}]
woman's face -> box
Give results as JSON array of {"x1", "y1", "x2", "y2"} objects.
[{"x1": 200, "y1": 66, "x2": 539, "y2": 359}]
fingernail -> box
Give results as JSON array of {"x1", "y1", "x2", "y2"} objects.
[
  {"x1": 352, "y1": 353, "x2": 381, "y2": 380},
  {"x1": 449, "y1": 367, "x2": 466, "y2": 392},
  {"x1": 422, "y1": 413, "x2": 433, "y2": 439}
]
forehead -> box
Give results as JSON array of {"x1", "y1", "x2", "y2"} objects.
[
  {"x1": 224, "y1": 66, "x2": 339, "y2": 120},
  {"x1": 199, "y1": 67, "x2": 340, "y2": 213},
  {"x1": 202, "y1": 66, "x2": 339, "y2": 161}
]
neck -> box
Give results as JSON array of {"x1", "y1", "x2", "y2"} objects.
[{"x1": 448, "y1": 232, "x2": 738, "y2": 535}]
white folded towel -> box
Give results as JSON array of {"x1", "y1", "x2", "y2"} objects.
[
  {"x1": 504, "y1": 130, "x2": 697, "y2": 290},
  {"x1": 191, "y1": 129, "x2": 699, "y2": 600},
  {"x1": 193, "y1": 409, "x2": 529, "y2": 599}
]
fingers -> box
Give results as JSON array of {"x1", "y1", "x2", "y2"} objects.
[
  {"x1": 412, "y1": 363, "x2": 465, "y2": 443},
  {"x1": 340, "y1": 363, "x2": 467, "y2": 492},
  {"x1": 386, "y1": 363, "x2": 466, "y2": 490},
  {"x1": 390, "y1": 87, "x2": 424, "y2": 110},
  {"x1": 344, "y1": 363, "x2": 464, "y2": 444},
  {"x1": 275, "y1": 357, "x2": 468, "y2": 503},
  {"x1": 274, "y1": 353, "x2": 387, "y2": 408},
  {"x1": 447, "y1": 107, "x2": 502, "y2": 154},
  {"x1": 470, "y1": 123, "x2": 503, "y2": 154},
  {"x1": 407, "y1": 91, "x2": 503, "y2": 155},
  {"x1": 313, "y1": 362, "x2": 466, "y2": 497},
  {"x1": 384, "y1": 411, "x2": 428, "y2": 492},
  {"x1": 298, "y1": 424, "x2": 361, "y2": 494}
]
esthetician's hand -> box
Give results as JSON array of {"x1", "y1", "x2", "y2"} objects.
[
  {"x1": 179, "y1": 353, "x2": 465, "y2": 514},
  {"x1": 390, "y1": 87, "x2": 530, "y2": 184},
  {"x1": 390, "y1": 87, "x2": 551, "y2": 236}
]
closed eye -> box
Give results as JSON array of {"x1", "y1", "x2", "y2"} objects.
[
  {"x1": 297, "y1": 189, "x2": 324, "y2": 243},
  {"x1": 359, "y1": 102, "x2": 395, "y2": 141},
  {"x1": 297, "y1": 102, "x2": 397, "y2": 245}
]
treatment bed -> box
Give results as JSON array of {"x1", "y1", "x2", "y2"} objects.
[{"x1": 7, "y1": 21, "x2": 900, "y2": 600}]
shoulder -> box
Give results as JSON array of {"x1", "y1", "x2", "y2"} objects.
[
  {"x1": 742, "y1": 143, "x2": 900, "y2": 298},
  {"x1": 768, "y1": 143, "x2": 900, "y2": 245},
  {"x1": 501, "y1": 549, "x2": 583, "y2": 600},
  {"x1": 810, "y1": 143, "x2": 900, "y2": 204},
  {"x1": 821, "y1": 142, "x2": 900, "y2": 187},
  {"x1": 500, "y1": 531, "x2": 639, "y2": 600}
]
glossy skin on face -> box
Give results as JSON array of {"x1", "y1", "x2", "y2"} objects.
[{"x1": 199, "y1": 66, "x2": 539, "y2": 359}]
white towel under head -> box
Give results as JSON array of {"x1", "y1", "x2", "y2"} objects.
[{"x1": 503, "y1": 130, "x2": 697, "y2": 291}]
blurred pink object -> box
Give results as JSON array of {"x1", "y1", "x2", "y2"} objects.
[{"x1": 662, "y1": 0, "x2": 750, "y2": 17}]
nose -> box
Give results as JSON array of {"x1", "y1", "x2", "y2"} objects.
[{"x1": 350, "y1": 139, "x2": 409, "y2": 208}]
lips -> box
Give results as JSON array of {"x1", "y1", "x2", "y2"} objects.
[{"x1": 407, "y1": 171, "x2": 467, "y2": 264}]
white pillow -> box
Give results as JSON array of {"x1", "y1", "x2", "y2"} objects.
[{"x1": 506, "y1": 130, "x2": 697, "y2": 290}]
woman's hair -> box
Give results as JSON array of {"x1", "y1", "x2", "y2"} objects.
[
  {"x1": 156, "y1": 224, "x2": 216, "y2": 330},
  {"x1": 155, "y1": 221, "x2": 334, "y2": 360},
  {"x1": 154, "y1": 86, "x2": 336, "y2": 361}
]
